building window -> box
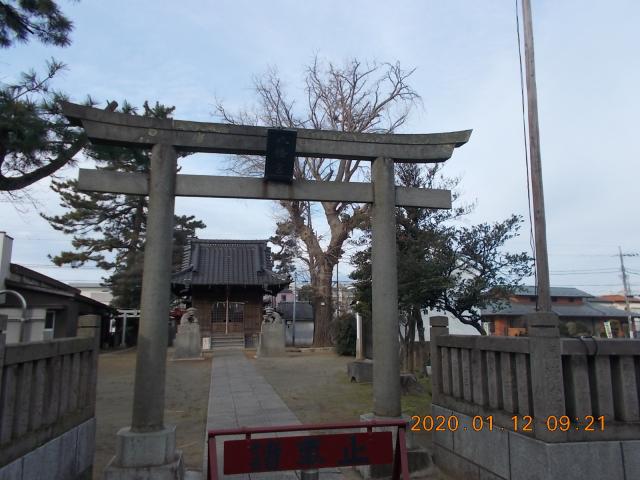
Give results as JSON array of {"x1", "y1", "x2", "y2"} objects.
[
  {"x1": 44, "y1": 310, "x2": 56, "y2": 340},
  {"x1": 44, "y1": 310, "x2": 56, "y2": 332},
  {"x1": 211, "y1": 302, "x2": 245, "y2": 323},
  {"x1": 280, "y1": 294, "x2": 286, "y2": 301}
]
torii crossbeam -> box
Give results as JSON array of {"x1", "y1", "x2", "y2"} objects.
[{"x1": 62, "y1": 102, "x2": 471, "y2": 478}]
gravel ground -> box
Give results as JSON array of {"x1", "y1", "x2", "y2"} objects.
[{"x1": 93, "y1": 348, "x2": 211, "y2": 478}]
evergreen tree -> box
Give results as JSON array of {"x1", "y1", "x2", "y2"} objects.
[
  {"x1": 43, "y1": 101, "x2": 206, "y2": 308},
  {"x1": 350, "y1": 163, "x2": 532, "y2": 370},
  {"x1": 269, "y1": 220, "x2": 300, "y2": 277},
  {"x1": 0, "y1": 0, "x2": 74, "y2": 48},
  {"x1": 0, "y1": 1, "x2": 110, "y2": 194}
]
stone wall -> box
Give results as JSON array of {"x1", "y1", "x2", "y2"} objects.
[
  {"x1": 432, "y1": 404, "x2": 639, "y2": 480},
  {"x1": 0, "y1": 314, "x2": 100, "y2": 479},
  {"x1": 0, "y1": 418, "x2": 95, "y2": 480},
  {"x1": 429, "y1": 315, "x2": 640, "y2": 480}
]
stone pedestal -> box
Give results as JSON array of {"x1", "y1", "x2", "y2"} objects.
[
  {"x1": 347, "y1": 359, "x2": 373, "y2": 383},
  {"x1": 357, "y1": 413, "x2": 432, "y2": 479},
  {"x1": 257, "y1": 322, "x2": 285, "y2": 357},
  {"x1": 173, "y1": 323, "x2": 202, "y2": 360},
  {"x1": 103, "y1": 426, "x2": 184, "y2": 480}
]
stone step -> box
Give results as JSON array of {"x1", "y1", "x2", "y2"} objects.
[
  {"x1": 210, "y1": 342, "x2": 245, "y2": 348},
  {"x1": 209, "y1": 338, "x2": 245, "y2": 349},
  {"x1": 206, "y1": 333, "x2": 246, "y2": 350}
]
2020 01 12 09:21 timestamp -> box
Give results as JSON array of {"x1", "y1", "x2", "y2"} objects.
[{"x1": 410, "y1": 415, "x2": 606, "y2": 432}]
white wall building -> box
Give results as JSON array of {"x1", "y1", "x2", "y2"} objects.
[
  {"x1": 68, "y1": 282, "x2": 114, "y2": 305},
  {"x1": 422, "y1": 308, "x2": 480, "y2": 340}
]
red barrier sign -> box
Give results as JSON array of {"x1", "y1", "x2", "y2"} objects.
[{"x1": 223, "y1": 431, "x2": 393, "y2": 474}]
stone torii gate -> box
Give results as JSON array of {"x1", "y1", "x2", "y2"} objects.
[{"x1": 61, "y1": 102, "x2": 470, "y2": 479}]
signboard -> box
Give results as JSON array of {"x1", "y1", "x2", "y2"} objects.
[
  {"x1": 223, "y1": 432, "x2": 392, "y2": 474},
  {"x1": 604, "y1": 321, "x2": 612, "y2": 338}
]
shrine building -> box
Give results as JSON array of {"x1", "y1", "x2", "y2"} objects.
[{"x1": 171, "y1": 239, "x2": 290, "y2": 348}]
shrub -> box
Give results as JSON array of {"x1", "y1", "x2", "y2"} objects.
[{"x1": 332, "y1": 313, "x2": 357, "y2": 356}]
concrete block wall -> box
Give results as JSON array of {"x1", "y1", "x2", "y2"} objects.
[
  {"x1": 0, "y1": 418, "x2": 95, "y2": 480},
  {"x1": 432, "y1": 405, "x2": 640, "y2": 480}
]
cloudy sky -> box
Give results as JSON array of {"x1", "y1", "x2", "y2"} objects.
[{"x1": 2, "y1": 0, "x2": 639, "y2": 295}]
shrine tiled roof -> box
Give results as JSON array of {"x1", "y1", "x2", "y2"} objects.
[{"x1": 172, "y1": 239, "x2": 290, "y2": 288}]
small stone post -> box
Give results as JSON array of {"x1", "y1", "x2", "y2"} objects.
[
  {"x1": 526, "y1": 312, "x2": 566, "y2": 442},
  {"x1": 429, "y1": 316, "x2": 449, "y2": 404},
  {"x1": 104, "y1": 144, "x2": 183, "y2": 479},
  {"x1": 371, "y1": 157, "x2": 401, "y2": 418},
  {"x1": 77, "y1": 314, "x2": 101, "y2": 421},
  {"x1": 355, "y1": 311, "x2": 364, "y2": 360},
  {"x1": 0, "y1": 315, "x2": 6, "y2": 404},
  {"x1": 121, "y1": 312, "x2": 128, "y2": 347}
]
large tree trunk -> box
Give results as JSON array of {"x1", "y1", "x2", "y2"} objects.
[{"x1": 312, "y1": 262, "x2": 334, "y2": 347}]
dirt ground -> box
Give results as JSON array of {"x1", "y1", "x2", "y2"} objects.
[
  {"x1": 250, "y1": 350, "x2": 434, "y2": 448},
  {"x1": 93, "y1": 348, "x2": 211, "y2": 478},
  {"x1": 93, "y1": 348, "x2": 442, "y2": 479}
]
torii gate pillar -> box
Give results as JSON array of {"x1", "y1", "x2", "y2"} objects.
[
  {"x1": 371, "y1": 157, "x2": 401, "y2": 417},
  {"x1": 104, "y1": 144, "x2": 184, "y2": 479}
]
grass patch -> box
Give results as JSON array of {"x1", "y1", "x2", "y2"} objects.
[{"x1": 401, "y1": 376, "x2": 432, "y2": 417}]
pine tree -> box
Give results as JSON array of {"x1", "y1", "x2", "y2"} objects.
[
  {"x1": 0, "y1": 0, "x2": 74, "y2": 48},
  {"x1": 269, "y1": 220, "x2": 300, "y2": 277},
  {"x1": 43, "y1": 101, "x2": 206, "y2": 308},
  {"x1": 0, "y1": 1, "x2": 98, "y2": 194}
]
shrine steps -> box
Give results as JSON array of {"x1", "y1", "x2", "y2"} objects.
[{"x1": 208, "y1": 332, "x2": 245, "y2": 350}]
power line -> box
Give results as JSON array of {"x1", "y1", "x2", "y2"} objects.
[{"x1": 20, "y1": 264, "x2": 108, "y2": 270}]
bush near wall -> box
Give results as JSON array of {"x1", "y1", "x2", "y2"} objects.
[{"x1": 332, "y1": 313, "x2": 356, "y2": 356}]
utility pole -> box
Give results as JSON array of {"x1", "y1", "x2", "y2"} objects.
[
  {"x1": 292, "y1": 272, "x2": 297, "y2": 346},
  {"x1": 618, "y1": 247, "x2": 637, "y2": 338},
  {"x1": 336, "y1": 260, "x2": 340, "y2": 317},
  {"x1": 522, "y1": 0, "x2": 552, "y2": 312}
]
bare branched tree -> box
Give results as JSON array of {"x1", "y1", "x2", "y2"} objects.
[{"x1": 216, "y1": 57, "x2": 420, "y2": 346}]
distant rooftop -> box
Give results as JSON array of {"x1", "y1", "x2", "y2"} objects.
[
  {"x1": 513, "y1": 286, "x2": 593, "y2": 298},
  {"x1": 68, "y1": 282, "x2": 109, "y2": 289},
  {"x1": 482, "y1": 302, "x2": 633, "y2": 318},
  {"x1": 593, "y1": 294, "x2": 640, "y2": 303}
]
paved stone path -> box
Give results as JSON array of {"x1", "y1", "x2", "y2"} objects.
[{"x1": 204, "y1": 350, "x2": 346, "y2": 479}]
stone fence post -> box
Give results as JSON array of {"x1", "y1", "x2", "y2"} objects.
[
  {"x1": 525, "y1": 311, "x2": 566, "y2": 442},
  {"x1": 0, "y1": 315, "x2": 6, "y2": 408},
  {"x1": 77, "y1": 314, "x2": 101, "y2": 416},
  {"x1": 430, "y1": 316, "x2": 449, "y2": 405}
]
